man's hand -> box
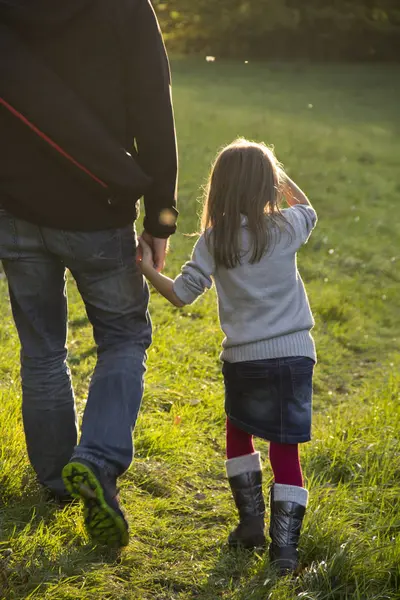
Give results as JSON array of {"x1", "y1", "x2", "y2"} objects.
[{"x1": 138, "y1": 230, "x2": 169, "y2": 272}]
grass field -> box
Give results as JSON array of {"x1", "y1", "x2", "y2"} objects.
[{"x1": 1, "y1": 59, "x2": 400, "y2": 600}]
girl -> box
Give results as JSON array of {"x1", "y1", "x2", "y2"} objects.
[{"x1": 139, "y1": 139, "x2": 317, "y2": 576}]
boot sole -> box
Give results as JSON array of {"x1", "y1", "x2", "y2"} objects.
[
  {"x1": 62, "y1": 462, "x2": 129, "y2": 547},
  {"x1": 228, "y1": 534, "x2": 266, "y2": 550},
  {"x1": 271, "y1": 560, "x2": 298, "y2": 577},
  {"x1": 269, "y1": 548, "x2": 298, "y2": 576}
]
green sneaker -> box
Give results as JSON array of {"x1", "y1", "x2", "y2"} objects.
[{"x1": 62, "y1": 459, "x2": 129, "y2": 547}]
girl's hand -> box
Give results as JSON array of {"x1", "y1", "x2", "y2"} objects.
[
  {"x1": 138, "y1": 237, "x2": 155, "y2": 273},
  {"x1": 137, "y1": 238, "x2": 185, "y2": 307}
]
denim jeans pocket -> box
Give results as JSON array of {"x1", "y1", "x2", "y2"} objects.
[
  {"x1": 62, "y1": 228, "x2": 124, "y2": 267},
  {"x1": 285, "y1": 356, "x2": 315, "y2": 376},
  {"x1": 119, "y1": 224, "x2": 138, "y2": 266},
  {"x1": 233, "y1": 359, "x2": 278, "y2": 380},
  {"x1": 287, "y1": 360, "x2": 314, "y2": 405},
  {"x1": 0, "y1": 209, "x2": 19, "y2": 260}
]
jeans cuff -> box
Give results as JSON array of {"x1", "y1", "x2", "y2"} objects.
[{"x1": 71, "y1": 451, "x2": 118, "y2": 479}]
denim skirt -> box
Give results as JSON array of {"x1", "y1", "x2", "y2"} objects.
[{"x1": 222, "y1": 356, "x2": 315, "y2": 444}]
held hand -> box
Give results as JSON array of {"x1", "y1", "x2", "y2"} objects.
[
  {"x1": 137, "y1": 235, "x2": 184, "y2": 308},
  {"x1": 138, "y1": 237, "x2": 154, "y2": 273},
  {"x1": 140, "y1": 230, "x2": 169, "y2": 272}
]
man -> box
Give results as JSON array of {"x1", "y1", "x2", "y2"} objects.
[{"x1": 0, "y1": 0, "x2": 177, "y2": 547}]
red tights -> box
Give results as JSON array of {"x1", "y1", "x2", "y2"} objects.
[{"x1": 226, "y1": 418, "x2": 304, "y2": 487}]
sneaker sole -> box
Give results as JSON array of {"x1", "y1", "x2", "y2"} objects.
[{"x1": 62, "y1": 462, "x2": 129, "y2": 547}]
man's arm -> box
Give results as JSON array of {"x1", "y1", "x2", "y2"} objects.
[{"x1": 123, "y1": 0, "x2": 178, "y2": 241}]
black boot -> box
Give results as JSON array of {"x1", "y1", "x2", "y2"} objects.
[
  {"x1": 226, "y1": 453, "x2": 266, "y2": 549},
  {"x1": 269, "y1": 484, "x2": 308, "y2": 575}
]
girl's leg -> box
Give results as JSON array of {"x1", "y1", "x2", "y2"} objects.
[
  {"x1": 268, "y1": 442, "x2": 308, "y2": 576},
  {"x1": 267, "y1": 357, "x2": 314, "y2": 575},
  {"x1": 269, "y1": 442, "x2": 303, "y2": 487},
  {"x1": 226, "y1": 417, "x2": 255, "y2": 459},
  {"x1": 225, "y1": 418, "x2": 265, "y2": 548}
]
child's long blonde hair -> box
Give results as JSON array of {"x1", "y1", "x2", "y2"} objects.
[{"x1": 201, "y1": 138, "x2": 286, "y2": 269}]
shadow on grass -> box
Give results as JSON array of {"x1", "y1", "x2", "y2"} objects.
[
  {"x1": 69, "y1": 345, "x2": 97, "y2": 365},
  {"x1": 69, "y1": 316, "x2": 90, "y2": 329},
  {"x1": 196, "y1": 545, "x2": 361, "y2": 600},
  {"x1": 195, "y1": 543, "x2": 279, "y2": 600},
  {"x1": 0, "y1": 489, "x2": 122, "y2": 599}
]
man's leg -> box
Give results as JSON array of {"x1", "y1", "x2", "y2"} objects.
[
  {"x1": 67, "y1": 226, "x2": 151, "y2": 475},
  {"x1": 0, "y1": 215, "x2": 77, "y2": 498},
  {"x1": 59, "y1": 224, "x2": 151, "y2": 545}
]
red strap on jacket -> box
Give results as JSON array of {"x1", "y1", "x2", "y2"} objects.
[{"x1": 0, "y1": 96, "x2": 108, "y2": 189}]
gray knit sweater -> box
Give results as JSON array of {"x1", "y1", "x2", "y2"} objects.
[{"x1": 173, "y1": 204, "x2": 317, "y2": 363}]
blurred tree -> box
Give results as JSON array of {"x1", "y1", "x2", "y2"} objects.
[{"x1": 153, "y1": 0, "x2": 400, "y2": 60}]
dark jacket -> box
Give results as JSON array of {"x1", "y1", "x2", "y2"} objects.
[{"x1": 0, "y1": 0, "x2": 178, "y2": 237}]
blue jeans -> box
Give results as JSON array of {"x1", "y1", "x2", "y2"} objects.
[{"x1": 0, "y1": 208, "x2": 151, "y2": 496}]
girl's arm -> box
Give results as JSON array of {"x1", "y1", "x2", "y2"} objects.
[
  {"x1": 283, "y1": 176, "x2": 313, "y2": 208},
  {"x1": 139, "y1": 239, "x2": 185, "y2": 307},
  {"x1": 280, "y1": 175, "x2": 317, "y2": 242}
]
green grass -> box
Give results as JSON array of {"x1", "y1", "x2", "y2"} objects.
[{"x1": 1, "y1": 59, "x2": 400, "y2": 599}]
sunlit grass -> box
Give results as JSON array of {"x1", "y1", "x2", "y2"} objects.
[{"x1": 1, "y1": 59, "x2": 399, "y2": 599}]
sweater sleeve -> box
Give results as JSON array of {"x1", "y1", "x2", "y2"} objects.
[
  {"x1": 123, "y1": 0, "x2": 178, "y2": 238},
  {"x1": 173, "y1": 234, "x2": 215, "y2": 305},
  {"x1": 284, "y1": 204, "x2": 317, "y2": 244}
]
